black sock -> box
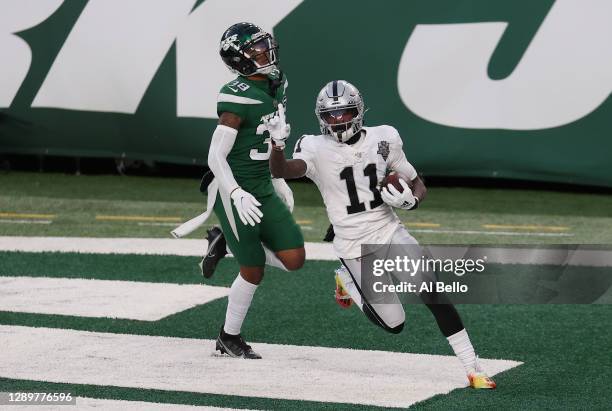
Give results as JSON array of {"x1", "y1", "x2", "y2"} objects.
[{"x1": 420, "y1": 291, "x2": 464, "y2": 337}]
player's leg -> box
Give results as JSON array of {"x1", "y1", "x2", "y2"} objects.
[
  {"x1": 274, "y1": 247, "x2": 305, "y2": 270},
  {"x1": 390, "y1": 225, "x2": 496, "y2": 388},
  {"x1": 201, "y1": 226, "x2": 302, "y2": 277},
  {"x1": 339, "y1": 257, "x2": 405, "y2": 334},
  {"x1": 216, "y1": 265, "x2": 263, "y2": 359},
  {"x1": 259, "y1": 193, "x2": 305, "y2": 271},
  {"x1": 212, "y1": 194, "x2": 266, "y2": 359},
  {"x1": 201, "y1": 193, "x2": 303, "y2": 277}
]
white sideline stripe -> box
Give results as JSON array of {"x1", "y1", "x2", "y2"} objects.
[
  {"x1": 0, "y1": 219, "x2": 52, "y2": 224},
  {"x1": 0, "y1": 236, "x2": 338, "y2": 260},
  {"x1": 0, "y1": 237, "x2": 610, "y2": 266},
  {"x1": 411, "y1": 228, "x2": 573, "y2": 237},
  {"x1": 0, "y1": 277, "x2": 229, "y2": 321},
  {"x1": 0, "y1": 326, "x2": 522, "y2": 408},
  {"x1": 21, "y1": 397, "x2": 248, "y2": 411},
  {"x1": 426, "y1": 246, "x2": 612, "y2": 267}
]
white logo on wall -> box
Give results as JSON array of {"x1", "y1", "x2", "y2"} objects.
[
  {"x1": 2, "y1": 0, "x2": 610, "y2": 129},
  {"x1": 1, "y1": 0, "x2": 303, "y2": 119},
  {"x1": 398, "y1": 0, "x2": 612, "y2": 130}
]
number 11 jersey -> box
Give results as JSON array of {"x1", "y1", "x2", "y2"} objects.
[{"x1": 293, "y1": 125, "x2": 418, "y2": 258}]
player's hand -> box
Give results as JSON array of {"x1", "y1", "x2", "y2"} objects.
[
  {"x1": 380, "y1": 179, "x2": 418, "y2": 210},
  {"x1": 230, "y1": 188, "x2": 263, "y2": 226},
  {"x1": 264, "y1": 104, "x2": 291, "y2": 149},
  {"x1": 271, "y1": 178, "x2": 294, "y2": 212}
]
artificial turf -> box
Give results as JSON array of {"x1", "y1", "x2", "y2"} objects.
[{"x1": 0, "y1": 252, "x2": 610, "y2": 409}]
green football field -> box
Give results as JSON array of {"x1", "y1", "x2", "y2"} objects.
[
  {"x1": 0, "y1": 171, "x2": 611, "y2": 409},
  {"x1": 2, "y1": 171, "x2": 612, "y2": 243}
]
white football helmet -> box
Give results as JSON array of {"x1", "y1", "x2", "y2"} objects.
[{"x1": 315, "y1": 80, "x2": 364, "y2": 143}]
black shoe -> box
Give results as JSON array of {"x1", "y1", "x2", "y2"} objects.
[
  {"x1": 215, "y1": 328, "x2": 262, "y2": 359},
  {"x1": 199, "y1": 226, "x2": 227, "y2": 279}
]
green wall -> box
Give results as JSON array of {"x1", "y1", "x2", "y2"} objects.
[{"x1": 1, "y1": 0, "x2": 610, "y2": 186}]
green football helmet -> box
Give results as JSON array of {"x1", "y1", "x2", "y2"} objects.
[{"x1": 219, "y1": 22, "x2": 278, "y2": 76}]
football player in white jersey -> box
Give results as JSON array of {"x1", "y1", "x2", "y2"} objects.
[{"x1": 269, "y1": 80, "x2": 496, "y2": 389}]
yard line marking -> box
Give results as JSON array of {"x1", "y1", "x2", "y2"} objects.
[
  {"x1": 296, "y1": 219, "x2": 312, "y2": 224},
  {"x1": 483, "y1": 224, "x2": 570, "y2": 231},
  {"x1": 0, "y1": 219, "x2": 52, "y2": 225},
  {"x1": 0, "y1": 237, "x2": 338, "y2": 260},
  {"x1": 425, "y1": 246, "x2": 612, "y2": 267},
  {"x1": 411, "y1": 229, "x2": 573, "y2": 237},
  {"x1": 404, "y1": 222, "x2": 441, "y2": 228},
  {"x1": 0, "y1": 276, "x2": 229, "y2": 321},
  {"x1": 16, "y1": 397, "x2": 250, "y2": 411},
  {"x1": 137, "y1": 222, "x2": 180, "y2": 227},
  {"x1": 0, "y1": 325, "x2": 522, "y2": 409},
  {"x1": 9, "y1": 236, "x2": 612, "y2": 267},
  {"x1": 0, "y1": 212, "x2": 56, "y2": 219},
  {"x1": 2, "y1": 237, "x2": 610, "y2": 266},
  {"x1": 96, "y1": 215, "x2": 182, "y2": 222}
]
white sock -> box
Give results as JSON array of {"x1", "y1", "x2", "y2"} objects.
[
  {"x1": 446, "y1": 328, "x2": 478, "y2": 374},
  {"x1": 264, "y1": 245, "x2": 289, "y2": 272},
  {"x1": 223, "y1": 274, "x2": 258, "y2": 335}
]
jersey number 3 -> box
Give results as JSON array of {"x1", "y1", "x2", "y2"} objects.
[
  {"x1": 340, "y1": 164, "x2": 383, "y2": 214},
  {"x1": 250, "y1": 124, "x2": 272, "y2": 160}
]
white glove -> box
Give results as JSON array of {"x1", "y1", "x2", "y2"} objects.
[
  {"x1": 264, "y1": 103, "x2": 291, "y2": 149},
  {"x1": 271, "y1": 178, "x2": 294, "y2": 212},
  {"x1": 230, "y1": 188, "x2": 263, "y2": 226},
  {"x1": 380, "y1": 178, "x2": 418, "y2": 210}
]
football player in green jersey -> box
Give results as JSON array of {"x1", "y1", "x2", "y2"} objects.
[{"x1": 206, "y1": 22, "x2": 305, "y2": 359}]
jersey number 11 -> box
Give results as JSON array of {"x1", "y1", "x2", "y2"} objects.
[{"x1": 340, "y1": 164, "x2": 384, "y2": 214}]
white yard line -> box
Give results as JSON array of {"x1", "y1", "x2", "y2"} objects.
[
  {"x1": 8, "y1": 397, "x2": 250, "y2": 411},
  {"x1": 411, "y1": 229, "x2": 573, "y2": 237},
  {"x1": 0, "y1": 277, "x2": 229, "y2": 321},
  {"x1": 137, "y1": 222, "x2": 181, "y2": 227},
  {"x1": 0, "y1": 219, "x2": 52, "y2": 224},
  {"x1": 0, "y1": 236, "x2": 338, "y2": 260},
  {"x1": 0, "y1": 325, "x2": 522, "y2": 409},
  {"x1": 2, "y1": 237, "x2": 610, "y2": 266}
]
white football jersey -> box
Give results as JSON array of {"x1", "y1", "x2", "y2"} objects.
[{"x1": 293, "y1": 125, "x2": 417, "y2": 259}]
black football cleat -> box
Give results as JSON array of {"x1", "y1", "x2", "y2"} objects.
[
  {"x1": 215, "y1": 328, "x2": 262, "y2": 359},
  {"x1": 199, "y1": 226, "x2": 227, "y2": 279}
]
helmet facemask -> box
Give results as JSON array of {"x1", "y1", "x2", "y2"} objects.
[
  {"x1": 319, "y1": 106, "x2": 362, "y2": 143},
  {"x1": 315, "y1": 80, "x2": 365, "y2": 143},
  {"x1": 242, "y1": 35, "x2": 278, "y2": 75}
]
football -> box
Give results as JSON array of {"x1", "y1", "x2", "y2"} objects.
[{"x1": 381, "y1": 172, "x2": 411, "y2": 193}]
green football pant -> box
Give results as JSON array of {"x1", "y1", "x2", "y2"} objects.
[{"x1": 213, "y1": 192, "x2": 304, "y2": 267}]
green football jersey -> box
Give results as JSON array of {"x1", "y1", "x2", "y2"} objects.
[{"x1": 216, "y1": 71, "x2": 287, "y2": 198}]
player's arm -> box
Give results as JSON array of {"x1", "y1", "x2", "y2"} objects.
[
  {"x1": 410, "y1": 176, "x2": 427, "y2": 203},
  {"x1": 381, "y1": 127, "x2": 426, "y2": 209},
  {"x1": 265, "y1": 103, "x2": 307, "y2": 179},
  {"x1": 391, "y1": 152, "x2": 427, "y2": 204},
  {"x1": 208, "y1": 112, "x2": 242, "y2": 194},
  {"x1": 207, "y1": 112, "x2": 263, "y2": 226},
  {"x1": 270, "y1": 148, "x2": 307, "y2": 179}
]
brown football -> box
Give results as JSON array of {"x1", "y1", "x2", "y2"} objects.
[{"x1": 381, "y1": 172, "x2": 411, "y2": 193}]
